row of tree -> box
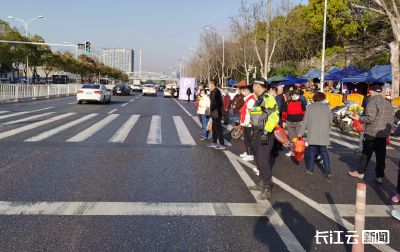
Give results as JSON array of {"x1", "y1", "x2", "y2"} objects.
[
  {"x1": 186, "y1": 0, "x2": 399, "y2": 97},
  {"x1": 0, "y1": 20, "x2": 128, "y2": 83}
]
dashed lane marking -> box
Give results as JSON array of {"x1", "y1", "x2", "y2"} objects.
[
  {"x1": 108, "y1": 109, "x2": 118, "y2": 114},
  {"x1": 130, "y1": 99, "x2": 134, "y2": 102},
  {"x1": 0, "y1": 111, "x2": 10, "y2": 114},
  {"x1": 121, "y1": 103, "x2": 128, "y2": 107}
]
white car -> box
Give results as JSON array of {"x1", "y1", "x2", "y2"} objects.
[
  {"x1": 142, "y1": 84, "x2": 157, "y2": 96},
  {"x1": 163, "y1": 87, "x2": 178, "y2": 98},
  {"x1": 77, "y1": 84, "x2": 111, "y2": 104},
  {"x1": 132, "y1": 84, "x2": 142, "y2": 92},
  {"x1": 222, "y1": 87, "x2": 237, "y2": 100}
]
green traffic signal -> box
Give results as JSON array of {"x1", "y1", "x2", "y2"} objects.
[{"x1": 86, "y1": 49, "x2": 90, "y2": 52}]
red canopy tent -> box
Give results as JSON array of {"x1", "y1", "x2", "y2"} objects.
[{"x1": 233, "y1": 80, "x2": 247, "y2": 87}]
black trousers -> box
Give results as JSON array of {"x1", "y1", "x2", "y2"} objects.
[
  {"x1": 222, "y1": 110, "x2": 229, "y2": 124},
  {"x1": 212, "y1": 117, "x2": 224, "y2": 145},
  {"x1": 187, "y1": 96, "x2": 190, "y2": 102},
  {"x1": 357, "y1": 134, "x2": 387, "y2": 178},
  {"x1": 243, "y1": 127, "x2": 254, "y2": 155},
  {"x1": 253, "y1": 131, "x2": 274, "y2": 186}
]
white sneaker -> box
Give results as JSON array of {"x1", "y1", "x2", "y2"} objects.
[
  {"x1": 240, "y1": 152, "x2": 247, "y2": 158},
  {"x1": 285, "y1": 151, "x2": 294, "y2": 157},
  {"x1": 242, "y1": 155, "x2": 254, "y2": 161}
]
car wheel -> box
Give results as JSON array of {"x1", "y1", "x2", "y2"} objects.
[
  {"x1": 154, "y1": 93, "x2": 156, "y2": 96},
  {"x1": 101, "y1": 97, "x2": 106, "y2": 105},
  {"x1": 108, "y1": 96, "x2": 111, "y2": 103},
  {"x1": 77, "y1": 101, "x2": 82, "y2": 104}
]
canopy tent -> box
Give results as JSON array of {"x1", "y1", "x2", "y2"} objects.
[
  {"x1": 233, "y1": 80, "x2": 247, "y2": 87},
  {"x1": 226, "y1": 79, "x2": 239, "y2": 86},
  {"x1": 267, "y1": 75, "x2": 288, "y2": 83},
  {"x1": 342, "y1": 65, "x2": 392, "y2": 83},
  {"x1": 324, "y1": 64, "x2": 364, "y2": 81},
  {"x1": 278, "y1": 74, "x2": 309, "y2": 85},
  {"x1": 327, "y1": 67, "x2": 341, "y2": 75},
  {"x1": 300, "y1": 68, "x2": 322, "y2": 79}
]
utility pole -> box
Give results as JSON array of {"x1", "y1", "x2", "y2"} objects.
[
  {"x1": 139, "y1": 49, "x2": 142, "y2": 78},
  {"x1": 320, "y1": 0, "x2": 328, "y2": 92},
  {"x1": 263, "y1": 0, "x2": 272, "y2": 80}
]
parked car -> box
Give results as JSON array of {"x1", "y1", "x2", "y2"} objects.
[
  {"x1": 142, "y1": 84, "x2": 157, "y2": 96},
  {"x1": 163, "y1": 85, "x2": 178, "y2": 98},
  {"x1": 222, "y1": 87, "x2": 237, "y2": 100},
  {"x1": 77, "y1": 84, "x2": 111, "y2": 104},
  {"x1": 113, "y1": 84, "x2": 131, "y2": 96}
]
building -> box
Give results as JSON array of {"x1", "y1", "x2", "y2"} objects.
[{"x1": 103, "y1": 48, "x2": 134, "y2": 73}]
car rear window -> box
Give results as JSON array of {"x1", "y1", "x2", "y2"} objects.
[
  {"x1": 82, "y1": 85, "x2": 100, "y2": 89},
  {"x1": 145, "y1": 85, "x2": 154, "y2": 87},
  {"x1": 115, "y1": 84, "x2": 125, "y2": 87}
]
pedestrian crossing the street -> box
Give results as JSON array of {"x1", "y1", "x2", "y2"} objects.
[{"x1": 0, "y1": 110, "x2": 398, "y2": 149}]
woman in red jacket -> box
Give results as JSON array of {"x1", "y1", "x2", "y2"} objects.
[{"x1": 222, "y1": 89, "x2": 231, "y2": 125}]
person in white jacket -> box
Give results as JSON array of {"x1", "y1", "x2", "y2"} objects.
[
  {"x1": 240, "y1": 85, "x2": 256, "y2": 161},
  {"x1": 197, "y1": 89, "x2": 211, "y2": 140}
]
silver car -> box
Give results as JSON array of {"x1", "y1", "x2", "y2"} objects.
[{"x1": 142, "y1": 84, "x2": 157, "y2": 96}]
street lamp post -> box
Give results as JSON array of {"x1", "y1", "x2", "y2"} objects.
[
  {"x1": 8, "y1": 15, "x2": 43, "y2": 87},
  {"x1": 177, "y1": 63, "x2": 185, "y2": 78},
  {"x1": 320, "y1": 0, "x2": 328, "y2": 92},
  {"x1": 182, "y1": 57, "x2": 190, "y2": 77},
  {"x1": 206, "y1": 28, "x2": 224, "y2": 87}
]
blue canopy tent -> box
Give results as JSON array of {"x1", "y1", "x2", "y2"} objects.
[
  {"x1": 300, "y1": 68, "x2": 322, "y2": 78},
  {"x1": 324, "y1": 64, "x2": 364, "y2": 81},
  {"x1": 226, "y1": 79, "x2": 239, "y2": 86},
  {"x1": 278, "y1": 74, "x2": 309, "y2": 86},
  {"x1": 327, "y1": 67, "x2": 341, "y2": 75},
  {"x1": 342, "y1": 65, "x2": 392, "y2": 83}
]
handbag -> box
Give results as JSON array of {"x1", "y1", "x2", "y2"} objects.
[
  {"x1": 206, "y1": 108, "x2": 211, "y2": 118},
  {"x1": 207, "y1": 118, "x2": 212, "y2": 131}
]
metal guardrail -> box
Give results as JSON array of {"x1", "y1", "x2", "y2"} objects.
[{"x1": 0, "y1": 84, "x2": 81, "y2": 102}]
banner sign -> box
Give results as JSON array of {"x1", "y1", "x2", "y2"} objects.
[{"x1": 178, "y1": 78, "x2": 195, "y2": 101}]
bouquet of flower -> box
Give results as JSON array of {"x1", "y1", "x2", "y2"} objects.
[{"x1": 349, "y1": 104, "x2": 364, "y2": 132}]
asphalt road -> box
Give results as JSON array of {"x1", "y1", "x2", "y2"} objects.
[{"x1": 0, "y1": 90, "x2": 399, "y2": 251}]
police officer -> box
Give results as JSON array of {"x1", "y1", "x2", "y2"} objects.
[{"x1": 248, "y1": 77, "x2": 280, "y2": 199}]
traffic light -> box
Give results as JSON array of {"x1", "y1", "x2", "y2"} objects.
[{"x1": 85, "y1": 41, "x2": 91, "y2": 53}]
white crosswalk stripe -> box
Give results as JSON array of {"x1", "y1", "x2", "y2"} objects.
[
  {"x1": 0, "y1": 112, "x2": 55, "y2": 126},
  {"x1": 25, "y1": 113, "x2": 99, "y2": 142},
  {"x1": 67, "y1": 114, "x2": 119, "y2": 142},
  {"x1": 109, "y1": 115, "x2": 140, "y2": 143},
  {"x1": 173, "y1": 116, "x2": 196, "y2": 145},
  {"x1": 0, "y1": 107, "x2": 54, "y2": 120},
  {"x1": 147, "y1": 115, "x2": 162, "y2": 144},
  {"x1": 0, "y1": 111, "x2": 9, "y2": 114},
  {"x1": 0, "y1": 113, "x2": 75, "y2": 140},
  {"x1": 329, "y1": 131, "x2": 394, "y2": 150}
]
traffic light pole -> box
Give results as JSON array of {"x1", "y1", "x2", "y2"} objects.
[{"x1": 0, "y1": 40, "x2": 78, "y2": 48}]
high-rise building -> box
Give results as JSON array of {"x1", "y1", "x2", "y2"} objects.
[{"x1": 103, "y1": 48, "x2": 134, "y2": 73}]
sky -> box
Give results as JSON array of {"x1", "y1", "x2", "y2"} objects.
[{"x1": 0, "y1": 0, "x2": 247, "y2": 75}]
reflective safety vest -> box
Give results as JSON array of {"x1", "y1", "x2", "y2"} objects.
[{"x1": 250, "y1": 91, "x2": 279, "y2": 133}]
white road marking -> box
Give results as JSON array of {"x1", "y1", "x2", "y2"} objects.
[
  {"x1": 108, "y1": 109, "x2": 118, "y2": 114},
  {"x1": 0, "y1": 113, "x2": 75, "y2": 140},
  {"x1": 230, "y1": 153, "x2": 396, "y2": 252},
  {"x1": 147, "y1": 115, "x2": 162, "y2": 144},
  {"x1": 121, "y1": 103, "x2": 128, "y2": 107},
  {"x1": 0, "y1": 111, "x2": 9, "y2": 114},
  {"x1": 0, "y1": 201, "x2": 271, "y2": 217},
  {"x1": 320, "y1": 204, "x2": 400, "y2": 217},
  {"x1": 130, "y1": 99, "x2": 134, "y2": 102},
  {"x1": 0, "y1": 107, "x2": 54, "y2": 120},
  {"x1": 190, "y1": 116, "x2": 232, "y2": 146},
  {"x1": 173, "y1": 98, "x2": 192, "y2": 116},
  {"x1": 68, "y1": 102, "x2": 75, "y2": 104},
  {"x1": 329, "y1": 133, "x2": 394, "y2": 150},
  {"x1": 108, "y1": 115, "x2": 140, "y2": 143},
  {"x1": 173, "y1": 116, "x2": 196, "y2": 145},
  {"x1": 25, "y1": 113, "x2": 98, "y2": 142},
  {"x1": 224, "y1": 151, "x2": 306, "y2": 252},
  {"x1": 66, "y1": 114, "x2": 119, "y2": 142},
  {"x1": 0, "y1": 112, "x2": 55, "y2": 126}
]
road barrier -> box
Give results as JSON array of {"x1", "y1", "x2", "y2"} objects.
[
  {"x1": 0, "y1": 84, "x2": 81, "y2": 102},
  {"x1": 353, "y1": 183, "x2": 366, "y2": 252}
]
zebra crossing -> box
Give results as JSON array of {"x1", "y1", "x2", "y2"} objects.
[
  {"x1": 0, "y1": 108, "x2": 398, "y2": 149},
  {"x1": 0, "y1": 110, "x2": 199, "y2": 145}
]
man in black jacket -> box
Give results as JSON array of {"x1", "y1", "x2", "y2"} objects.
[
  {"x1": 207, "y1": 80, "x2": 225, "y2": 149},
  {"x1": 186, "y1": 87, "x2": 192, "y2": 102}
]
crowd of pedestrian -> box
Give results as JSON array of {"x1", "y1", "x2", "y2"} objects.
[{"x1": 191, "y1": 80, "x2": 398, "y2": 208}]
